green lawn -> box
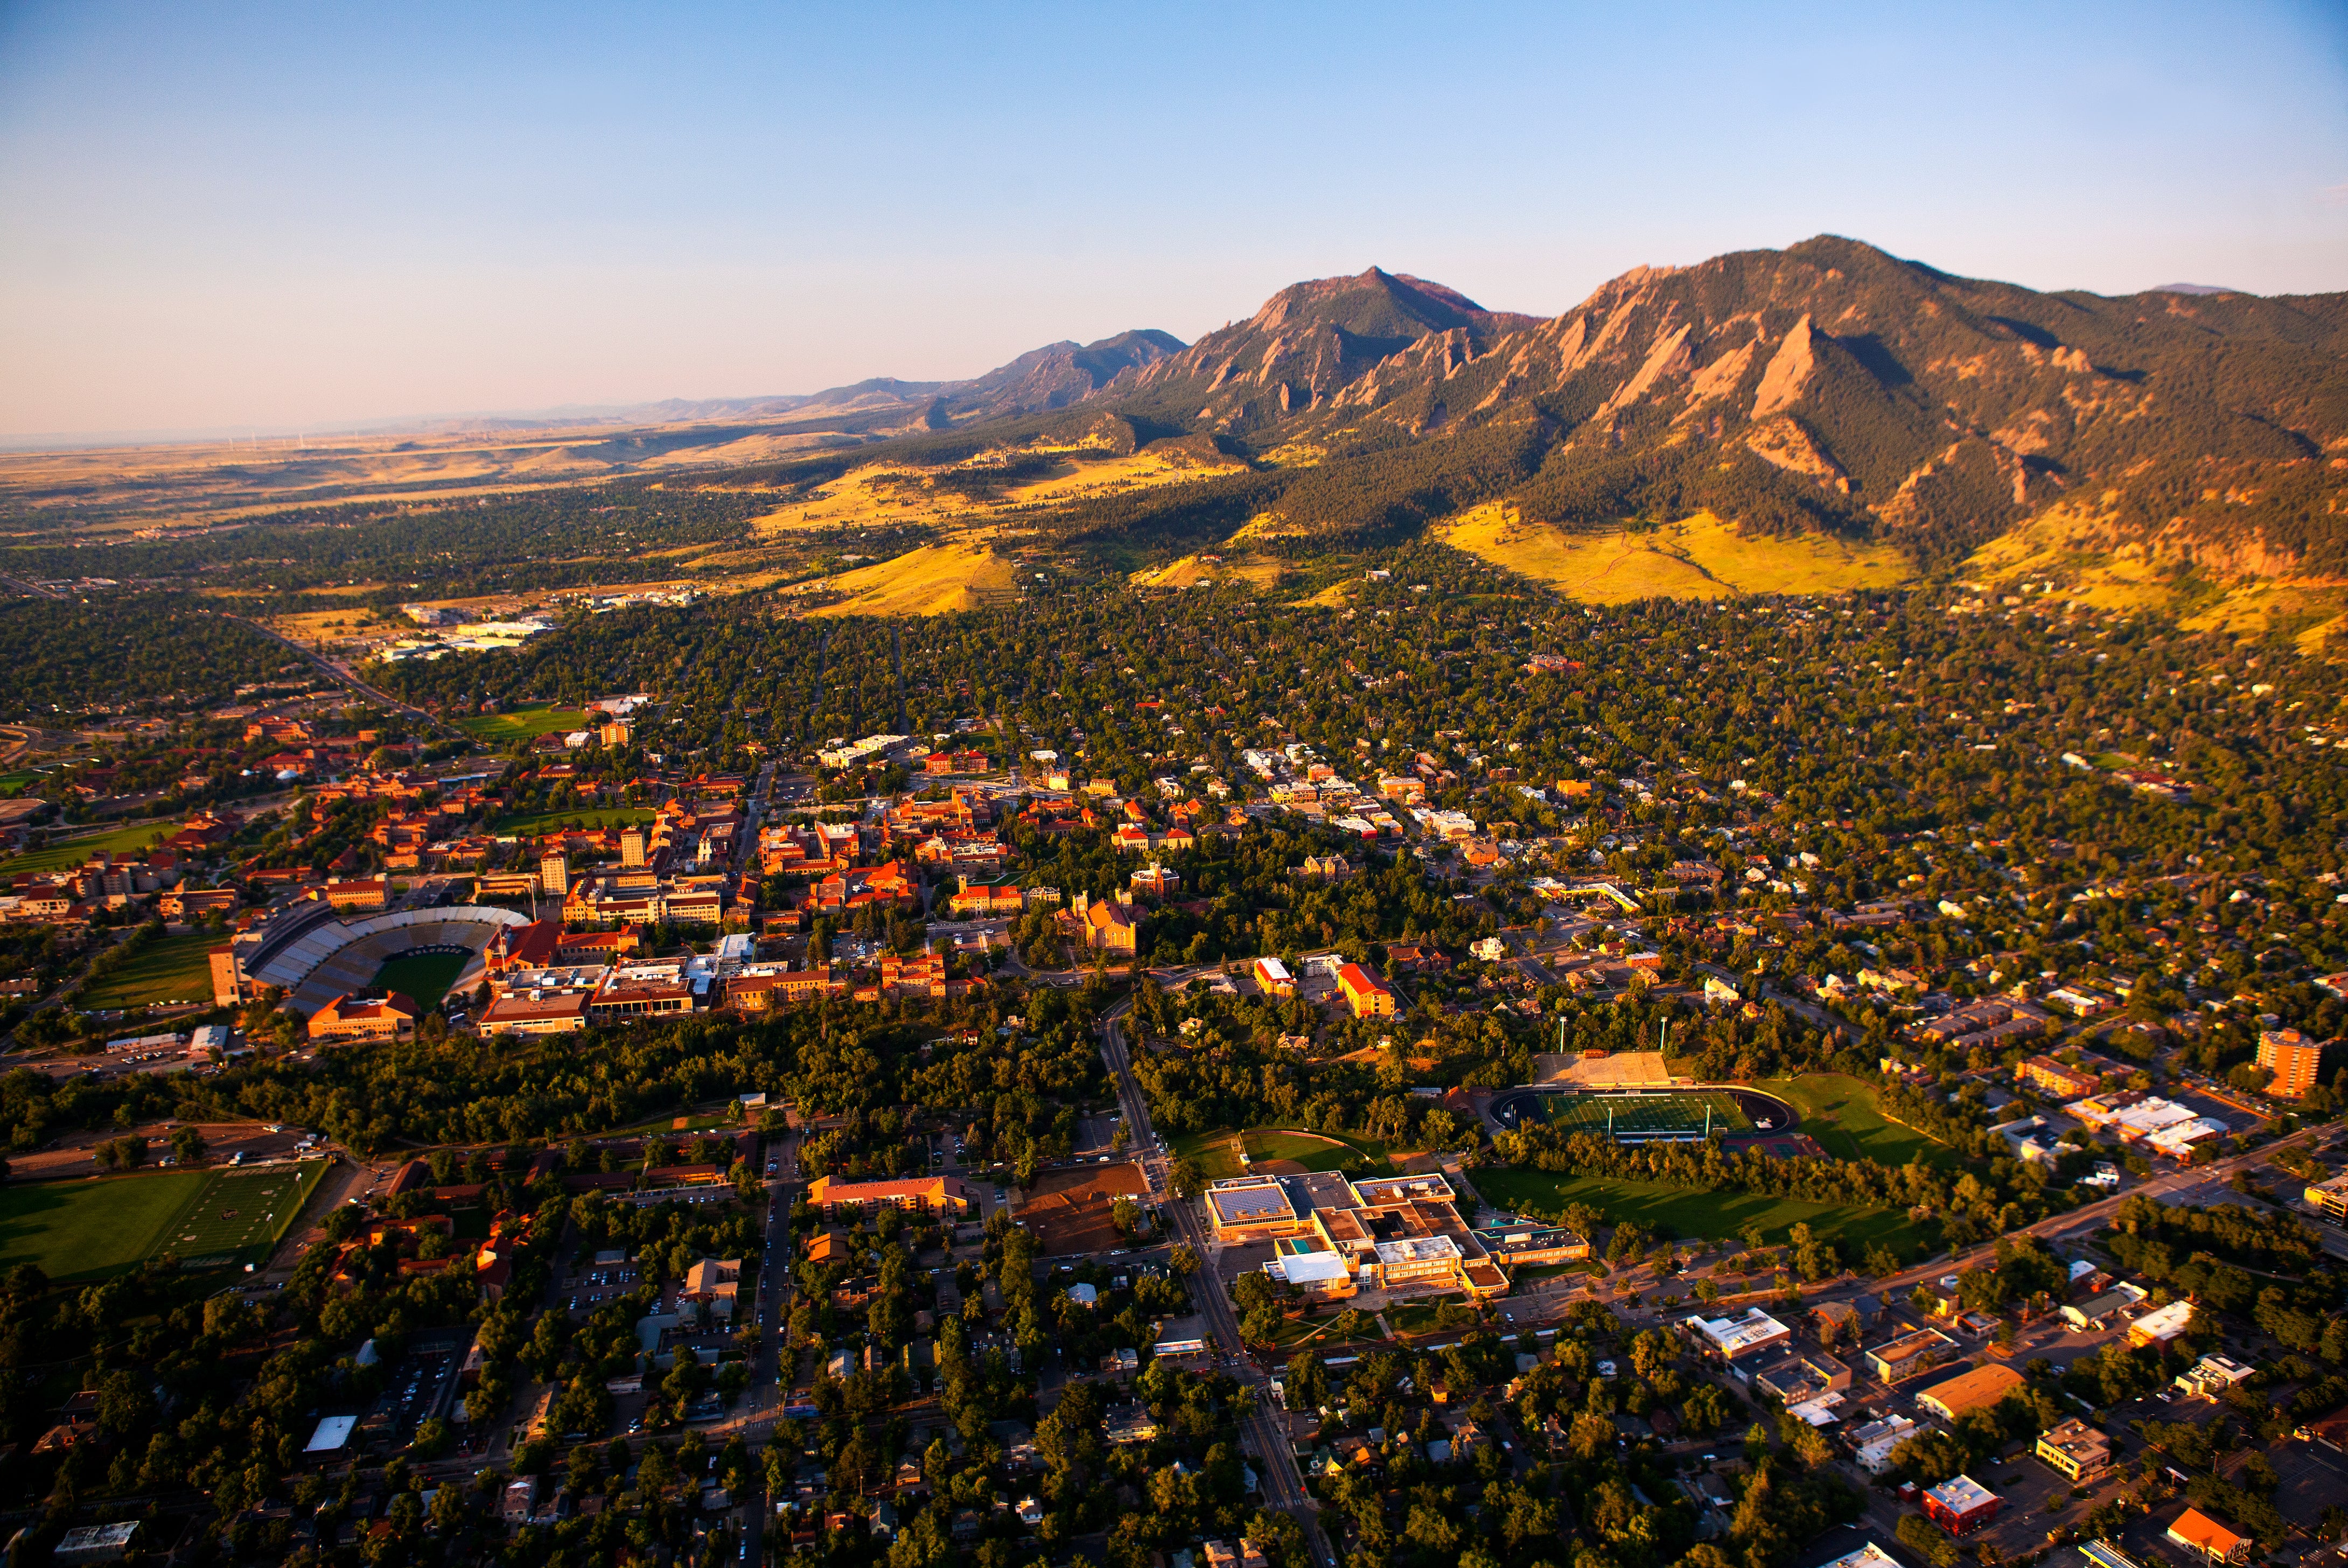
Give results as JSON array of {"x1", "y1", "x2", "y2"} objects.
[
  {"x1": 1169, "y1": 1126, "x2": 1393, "y2": 1181},
  {"x1": 372, "y1": 950, "x2": 472, "y2": 1009},
  {"x1": 1242, "y1": 1128, "x2": 1386, "y2": 1174},
  {"x1": 1760, "y1": 1073, "x2": 1961, "y2": 1170},
  {"x1": 1170, "y1": 1129, "x2": 1245, "y2": 1181},
  {"x1": 490, "y1": 806, "x2": 656, "y2": 837},
  {"x1": 79, "y1": 929, "x2": 222, "y2": 1010},
  {"x1": 0, "y1": 821, "x2": 171, "y2": 874},
  {"x1": 0, "y1": 1159, "x2": 332, "y2": 1282},
  {"x1": 0, "y1": 769, "x2": 52, "y2": 797},
  {"x1": 1471, "y1": 1168, "x2": 1931, "y2": 1261},
  {"x1": 456, "y1": 702, "x2": 597, "y2": 741},
  {"x1": 0, "y1": 1171, "x2": 208, "y2": 1280},
  {"x1": 1383, "y1": 1297, "x2": 1477, "y2": 1335},
  {"x1": 1266, "y1": 1314, "x2": 1386, "y2": 1349}
]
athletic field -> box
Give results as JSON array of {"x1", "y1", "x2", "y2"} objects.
[
  {"x1": 373, "y1": 949, "x2": 472, "y2": 1008},
  {"x1": 0, "y1": 1158, "x2": 332, "y2": 1280},
  {"x1": 1501, "y1": 1088, "x2": 1778, "y2": 1142},
  {"x1": 1546, "y1": 1091, "x2": 1753, "y2": 1138}
]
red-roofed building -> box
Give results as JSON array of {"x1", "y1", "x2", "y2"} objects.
[
  {"x1": 1338, "y1": 963, "x2": 1397, "y2": 1019},
  {"x1": 308, "y1": 992, "x2": 420, "y2": 1043},
  {"x1": 486, "y1": 918, "x2": 562, "y2": 975}
]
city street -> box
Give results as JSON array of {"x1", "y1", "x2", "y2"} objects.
[{"x1": 1099, "y1": 1000, "x2": 1334, "y2": 1568}]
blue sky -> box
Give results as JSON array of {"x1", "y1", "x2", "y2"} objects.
[{"x1": 3, "y1": 0, "x2": 2344, "y2": 438}]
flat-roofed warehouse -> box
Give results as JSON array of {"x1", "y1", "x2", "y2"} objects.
[{"x1": 1917, "y1": 1362, "x2": 2025, "y2": 1420}]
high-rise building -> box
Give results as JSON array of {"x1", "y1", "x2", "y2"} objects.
[
  {"x1": 620, "y1": 828, "x2": 647, "y2": 868},
  {"x1": 539, "y1": 852, "x2": 569, "y2": 897},
  {"x1": 2257, "y1": 1029, "x2": 2345, "y2": 1097}
]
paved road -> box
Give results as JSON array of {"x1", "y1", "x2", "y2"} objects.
[
  {"x1": 218, "y1": 612, "x2": 459, "y2": 738},
  {"x1": 1099, "y1": 1002, "x2": 1334, "y2": 1568}
]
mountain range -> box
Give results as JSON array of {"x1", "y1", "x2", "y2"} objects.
[
  {"x1": 386, "y1": 237, "x2": 2348, "y2": 595},
  {"x1": 800, "y1": 236, "x2": 2343, "y2": 587}
]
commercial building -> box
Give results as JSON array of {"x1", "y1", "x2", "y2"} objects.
[
  {"x1": 808, "y1": 1175, "x2": 977, "y2": 1219},
  {"x1": 1845, "y1": 1415, "x2": 1920, "y2": 1475},
  {"x1": 589, "y1": 962, "x2": 698, "y2": 1025},
  {"x1": 1206, "y1": 1177, "x2": 1304, "y2": 1241},
  {"x1": 1206, "y1": 1171, "x2": 1507, "y2": 1297},
  {"x1": 2060, "y1": 1285, "x2": 2147, "y2": 1330},
  {"x1": 1916, "y1": 1363, "x2": 2025, "y2": 1421},
  {"x1": 1471, "y1": 1221, "x2": 1591, "y2": 1265},
  {"x1": 1683, "y1": 1308, "x2": 1794, "y2": 1364},
  {"x1": 2257, "y1": 1029, "x2": 2345, "y2": 1098},
  {"x1": 1921, "y1": 1475, "x2": 2001, "y2": 1536},
  {"x1": 1819, "y1": 1545, "x2": 1900, "y2": 1568},
  {"x1": 2165, "y1": 1508, "x2": 2250, "y2": 1564},
  {"x1": 54, "y1": 1522, "x2": 140, "y2": 1564},
  {"x1": 2306, "y1": 1171, "x2": 2348, "y2": 1224},
  {"x1": 1863, "y1": 1326, "x2": 1958, "y2": 1383},
  {"x1": 1266, "y1": 1250, "x2": 1355, "y2": 1298},
  {"x1": 306, "y1": 991, "x2": 420, "y2": 1043},
  {"x1": 2128, "y1": 1299, "x2": 2196, "y2": 1348},
  {"x1": 2034, "y1": 1417, "x2": 2112, "y2": 1481},
  {"x1": 478, "y1": 988, "x2": 592, "y2": 1036},
  {"x1": 2174, "y1": 1355, "x2": 2253, "y2": 1399}
]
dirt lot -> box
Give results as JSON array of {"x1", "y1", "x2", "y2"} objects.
[{"x1": 1015, "y1": 1162, "x2": 1147, "y2": 1256}]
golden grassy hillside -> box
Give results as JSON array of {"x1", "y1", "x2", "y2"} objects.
[
  {"x1": 809, "y1": 541, "x2": 1026, "y2": 618},
  {"x1": 1434, "y1": 503, "x2": 1914, "y2": 603},
  {"x1": 754, "y1": 446, "x2": 1246, "y2": 539},
  {"x1": 1967, "y1": 505, "x2": 2347, "y2": 652},
  {"x1": 1128, "y1": 552, "x2": 1288, "y2": 590}
]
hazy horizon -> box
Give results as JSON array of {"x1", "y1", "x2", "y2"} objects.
[{"x1": 5, "y1": 0, "x2": 2344, "y2": 442}]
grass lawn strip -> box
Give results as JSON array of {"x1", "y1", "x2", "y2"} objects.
[
  {"x1": 1759, "y1": 1073, "x2": 1961, "y2": 1170},
  {"x1": 490, "y1": 806, "x2": 658, "y2": 836},
  {"x1": 1472, "y1": 1168, "x2": 1930, "y2": 1261},
  {"x1": 455, "y1": 702, "x2": 597, "y2": 741},
  {"x1": 0, "y1": 821, "x2": 172, "y2": 876},
  {"x1": 79, "y1": 929, "x2": 226, "y2": 1010},
  {"x1": 1242, "y1": 1129, "x2": 1370, "y2": 1174}
]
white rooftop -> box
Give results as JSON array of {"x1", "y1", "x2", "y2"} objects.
[
  {"x1": 1373, "y1": 1235, "x2": 1461, "y2": 1265},
  {"x1": 1274, "y1": 1252, "x2": 1352, "y2": 1285},
  {"x1": 1688, "y1": 1307, "x2": 1792, "y2": 1356},
  {"x1": 305, "y1": 1414, "x2": 358, "y2": 1453},
  {"x1": 1928, "y1": 1474, "x2": 1998, "y2": 1512},
  {"x1": 1821, "y1": 1545, "x2": 1902, "y2": 1568}
]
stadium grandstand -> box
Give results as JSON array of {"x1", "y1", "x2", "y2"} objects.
[{"x1": 222, "y1": 902, "x2": 535, "y2": 1016}]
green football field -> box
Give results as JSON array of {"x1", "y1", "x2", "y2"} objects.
[
  {"x1": 1536, "y1": 1091, "x2": 1755, "y2": 1137},
  {"x1": 164, "y1": 1162, "x2": 332, "y2": 1265},
  {"x1": 0, "y1": 1159, "x2": 332, "y2": 1280},
  {"x1": 372, "y1": 949, "x2": 472, "y2": 1008}
]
